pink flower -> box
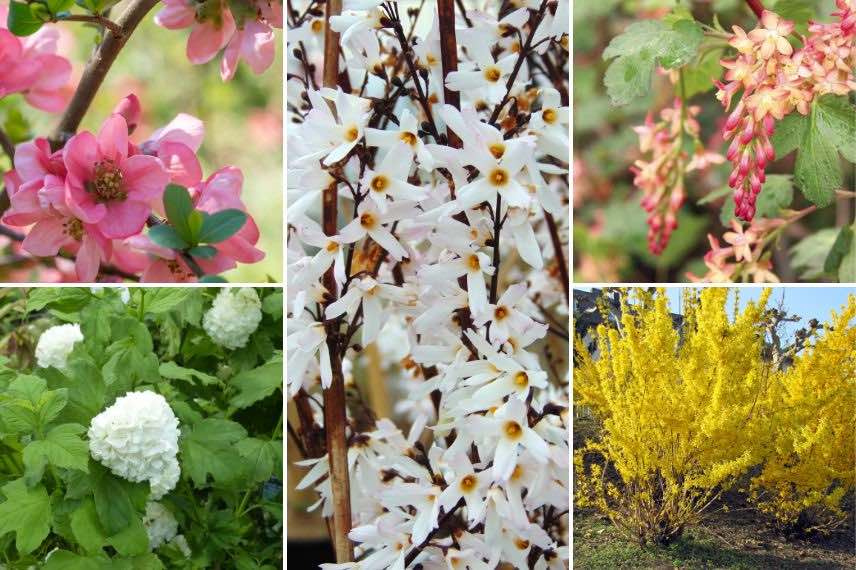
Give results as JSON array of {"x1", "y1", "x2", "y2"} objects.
[
  {"x1": 0, "y1": 6, "x2": 72, "y2": 112},
  {"x1": 63, "y1": 115, "x2": 169, "y2": 239},
  {"x1": 155, "y1": 0, "x2": 279, "y2": 81}
]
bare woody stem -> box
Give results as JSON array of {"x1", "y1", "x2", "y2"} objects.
[
  {"x1": 321, "y1": 0, "x2": 354, "y2": 563},
  {"x1": 0, "y1": 127, "x2": 14, "y2": 161},
  {"x1": 744, "y1": 0, "x2": 765, "y2": 18},
  {"x1": 544, "y1": 211, "x2": 569, "y2": 304},
  {"x1": 58, "y1": 14, "x2": 123, "y2": 35},
  {"x1": 49, "y1": 0, "x2": 160, "y2": 148},
  {"x1": 437, "y1": 0, "x2": 460, "y2": 147}
]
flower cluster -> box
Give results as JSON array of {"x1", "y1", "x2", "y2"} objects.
[
  {"x1": 143, "y1": 501, "x2": 179, "y2": 549},
  {"x1": 287, "y1": 1, "x2": 569, "y2": 567},
  {"x1": 156, "y1": 0, "x2": 282, "y2": 81},
  {"x1": 87, "y1": 390, "x2": 181, "y2": 499},
  {"x1": 35, "y1": 322, "x2": 83, "y2": 370},
  {"x1": 0, "y1": 2, "x2": 71, "y2": 112},
  {"x1": 1, "y1": 95, "x2": 263, "y2": 281},
  {"x1": 631, "y1": 99, "x2": 724, "y2": 254},
  {"x1": 717, "y1": 3, "x2": 856, "y2": 221},
  {"x1": 687, "y1": 217, "x2": 786, "y2": 283},
  {"x1": 203, "y1": 287, "x2": 263, "y2": 348}
]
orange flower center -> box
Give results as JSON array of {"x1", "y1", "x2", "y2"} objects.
[
  {"x1": 370, "y1": 175, "x2": 389, "y2": 192},
  {"x1": 483, "y1": 67, "x2": 501, "y2": 82},
  {"x1": 514, "y1": 538, "x2": 530, "y2": 550},
  {"x1": 325, "y1": 241, "x2": 339, "y2": 252},
  {"x1": 311, "y1": 19, "x2": 323, "y2": 33},
  {"x1": 344, "y1": 126, "x2": 359, "y2": 142},
  {"x1": 494, "y1": 305, "x2": 508, "y2": 320},
  {"x1": 88, "y1": 160, "x2": 126, "y2": 203},
  {"x1": 504, "y1": 420, "x2": 522, "y2": 440},
  {"x1": 468, "y1": 254, "x2": 480, "y2": 270},
  {"x1": 489, "y1": 142, "x2": 505, "y2": 159},
  {"x1": 459, "y1": 474, "x2": 477, "y2": 492},
  {"x1": 513, "y1": 371, "x2": 529, "y2": 388},
  {"x1": 542, "y1": 108, "x2": 557, "y2": 124},
  {"x1": 360, "y1": 212, "x2": 376, "y2": 229},
  {"x1": 488, "y1": 168, "x2": 509, "y2": 187},
  {"x1": 400, "y1": 131, "x2": 417, "y2": 146}
]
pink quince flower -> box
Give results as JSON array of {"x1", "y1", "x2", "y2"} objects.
[{"x1": 63, "y1": 114, "x2": 169, "y2": 239}]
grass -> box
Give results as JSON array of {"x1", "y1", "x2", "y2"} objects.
[{"x1": 574, "y1": 510, "x2": 855, "y2": 569}]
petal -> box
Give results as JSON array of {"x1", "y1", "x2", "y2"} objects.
[
  {"x1": 62, "y1": 131, "x2": 98, "y2": 181},
  {"x1": 75, "y1": 235, "x2": 102, "y2": 282},
  {"x1": 98, "y1": 200, "x2": 150, "y2": 238},
  {"x1": 21, "y1": 218, "x2": 67, "y2": 256},
  {"x1": 97, "y1": 115, "x2": 129, "y2": 163},
  {"x1": 157, "y1": 141, "x2": 202, "y2": 187},
  {"x1": 122, "y1": 154, "x2": 169, "y2": 201}
]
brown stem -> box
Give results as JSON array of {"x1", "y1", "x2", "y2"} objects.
[
  {"x1": 322, "y1": 0, "x2": 353, "y2": 563},
  {"x1": 454, "y1": 0, "x2": 473, "y2": 27},
  {"x1": 488, "y1": 0, "x2": 550, "y2": 127},
  {"x1": 489, "y1": 194, "x2": 502, "y2": 305},
  {"x1": 403, "y1": 499, "x2": 464, "y2": 566},
  {"x1": 544, "y1": 212, "x2": 569, "y2": 304},
  {"x1": 0, "y1": 127, "x2": 14, "y2": 161},
  {"x1": 437, "y1": 0, "x2": 460, "y2": 146},
  {"x1": 58, "y1": 14, "x2": 123, "y2": 35},
  {"x1": 744, "y1": 0, "x2": 765, "y2": 18},
  {"x1": 49, "y1": 0, "x2": 160, "y2": 149}
]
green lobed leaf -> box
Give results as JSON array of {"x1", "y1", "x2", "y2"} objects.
[
  {"x1": 813, "y1": 95, "x2": 856, "y2": 163},
  {"x1": 90, "y1": 461, "x2": 148, "y2": 536},
  {"x1": 159, "y1": 361, "x2": 219, "y2": 386},
  {"x1": 198, "y1": 209, "x2": 247, "y2": 244},
  {"x1": 824, "y1": 224, "x2": 854, "y2": 279},
  {"x1": 771, "y1": 112, "x2": 808, "y2": 158},
  {"x1": 790, "y1": 228, "x2": 838, "y2": 279},
  {"x1": 70, "y1": 499, "x2": 108, "y2": 555},
  {"x1": 794, "y1": 107, "x2": 841, "y2": 208},
  {"x1": 229, "y1": 353, "x2": 283, "y2": 409},
  {"x1": 235, "y1": 437, "x2": 282, "y2": 483},
  {"x1": 148, "y1": 224, "x2": 188, "y2": 250},
  {"x1": 23, "y1": 423, "x2": 90, "y2": 483},
  {"x1": 262, "y1": 292, "x2": 283, "y2": 320},
  {"x1": 602, "y1": 16, "x2": 703, "y2": 105},
  {"x1": 0, "y1": 478, "x2": 51, "y2": 554},
  {"x1": 27, "y1": 287, "x2": 91, "y2": 313},
  {"x1": 142, "y1": 288, "x2": 196, "y2": 315},
  {"x1": 180, "y1": 418, "x2": 248, "y2": 486},
  {"x1": 7, "y1": 1, "x2": 43, "y2": 36}
]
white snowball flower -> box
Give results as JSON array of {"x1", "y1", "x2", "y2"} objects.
[
  {"x1": 202, "y1": 288, "x2": 263, "y2": 349},
  {"x1": 143, "y1": 501, "x2": 178, "y2": 549},
  {"x1": 88, "y1": 391, "x2": 180, "y2": 499},
  {"x1": 35, "y1": 323, "x2": 84, "y2": 371}
]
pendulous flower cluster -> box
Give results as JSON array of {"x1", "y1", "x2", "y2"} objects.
[
  {"x1": 287, "y1": 1, "x2": 569, "y2": 567},
  {"x1": 716, "y1": 3, "x2": 856, "y2": 221},
  {"x1": 203, "y1": 287, "x2": 263, "y2": 349},
  {"x1": 1, "y1": 94, "x2": 263, "y2": 281},
  {"x1": 631, "y1": 99, "x2": 723, "y2": 254},
  {"x1": 156, "y1": 0, "x2": 282, "y2": 81},
  {"x1": 35, "y1": 323, "x2": 83, "y2": 370},
  {"x1": 0, "y1": 2, "x2": 71, "y2": 112},
  {"x1": 87, "y1": 390, "x2": 181, "y2": 499}
]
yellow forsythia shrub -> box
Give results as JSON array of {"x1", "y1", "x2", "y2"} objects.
[
  {"x1": 750, "y1": 294, "x2": 855, "y2": 533},
  {"x1": 574, "y1": 288, "x2": 773, "y2": 545}
]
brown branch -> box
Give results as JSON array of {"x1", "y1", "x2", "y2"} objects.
[
  {"x1": 403, "y1": 499, "x2": 465, "y2": 566},
  {"x1": 744, "y1": 0, "x2": 765, "y2": 19},
  {"x1": 0, "y1": 127, "x2": 14, "y2": 161},
  {"x1": 322, "y1": 0, "x2": 353, "y2": 563},
  {"x1": 544, "y1": 211, "x2": 569, "y2": 304},
  {"x1": 57, "y1": 14, "x2": 123, "y2": 36},
  {"x1": 49, "y1": 0, "x2": 160, "y2": 149},
  {"x1": 437, "y1": 0, "x2": 460, "y2": 146}
]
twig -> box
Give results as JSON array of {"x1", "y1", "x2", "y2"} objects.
[
  {"x1": 489, "y1": 194, "x2": 502, "y2": 304},
  {"x1": 321, "y1": 0, "x2": 354, "y2": 563},
  {"x1": 179, "y1": 251, "x2": 206, "y2": 279},
  {"x1": 49, "y1": 0, "x2": 160, "y2": 149},
  {"x1": 0, "y1": 127, "x2": 14, "y2": 161},
  {"x1": 437, "y1": 0, "x2": 460, "y2": 144},
  {"x1": 744, "y1": 0, "x2": 765, "y2": 18},
  {"x1": 544, "y1": 211, "x2": 569, "y2": 304},
  {"x1": 57, "y1": 14, "x2": 122, "y2": 35},
  {"x1": 403, "y1": 499, "x2": 464, "y2": 566}
]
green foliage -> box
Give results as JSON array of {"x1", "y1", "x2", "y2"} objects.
[
  {"x1": 7, "y1": 1, "x2": 45, "y2": 36},
  {"x1": 0, "y1": 288, "x2": 283, "y2": 566},
  {"x1": 602, "y1": 15, "x2": 703, "y2": 105}
]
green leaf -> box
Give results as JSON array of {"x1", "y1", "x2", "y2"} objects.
[
  {"x1": 7, "y1": 1, "x2": 43, "y2": 36},
  {"x1": 235, "y1": 437, "x2": 281, "y2": 483},
  {"x1": 814, "y1": 94, "x2": 856, "y2": 163},
  {"x1": 198, "y1": 209, "x2": 247, "y2": 243},
  {"x1": 824, "y1": 224, "x2": 854, "y2": 276},
  {"x1": 187, "y1": 245, "x2": 217, "y2": 258},
  {"x1": 163, "y1": 184, "x2": 196, "y2": 244},
  {"x1": 159, "y1": 361, "x2": 218, "y2": 385},
  {"x1": 790, "y1": 228, "x2": 839, "y2": 279},
  {"x1": 142, "y1": 288, "x2": 195, "y2": 315},
  {"x1": 229, "y1": 354, "x2": 283, "y2": 409},
  {"x1": 27, "y1": 287, "x2": 91, "y2": 313},
  {"x1": 262, "y1": 292, "x2": 283, "y2": 320},
  {"x1": 719, "y1": 175, "x2": 793, "y2": 224},
  {"x1": 107, "y1": 514, "x2": 149, "y2": 557},
  {"x1": 0, "y1": 478, "x2": 51, "y2": 554},
  {"x1": 148, "y1": 224, "x2": 188, "y2": 249},
  {"x1": 199, "y1": 275, "x2": 228, "y2": 283},
  {"x1": 43, "y1": 551, "x2": 106, "y2": 570},
  {"x1": 680, "y1": 47, "x2": 723, "y2": 99},
  {"x1": 602, "y1": 17, "x2": 703, "y2": 105},
  {"x1": 23, "y1": 423, "x2": 90, "y2": 482},
  {"x1": 71, "y1": 499, "x2": 108, "y2": 555},
  {"x1": 839, "y1": 232, "x2": 856, "y2": 282},
  {"x1": 795, "y1": 105, "x2": 841, "y2": 208},
  {"x1": 90, "y1": 461, "x2": 148, "y2": 536},
  {"x1": 771, "y1": 112, "x2": 808, "y2": 158},
  {"x1": 47, "y1": 0, "x2": 75, "y2": 13},
  {"x1": 180, "y1": 418, "x2": 248, "y2": 486}
]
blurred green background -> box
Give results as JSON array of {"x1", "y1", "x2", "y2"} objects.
[{"x1": 16, "y1": 8, "x2": 282, "y2": 282}]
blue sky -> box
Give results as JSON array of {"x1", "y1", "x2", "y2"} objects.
[{"x1": 575, "y1": 286, "x2": 854, "y2": 339}]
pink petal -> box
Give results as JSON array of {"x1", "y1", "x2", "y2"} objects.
[
  {"x1": 122, "y1": 154, "x2": 169, "y2": 201},
  {"x1": 97, "y1": 115, "x2": 129, "y2": 163},
  {"x1": 147, "y1": 113, "x2": 204, "y2": 151},
  {"x1": 157, "y1": 141, "x2": 202, "y2": 187},
  {"x1": 24, "y1": 88, "x2": 70, "y2": 113},
  {"x1": 196, "y1": 166, "x2": 244, "y2": 211},
  {"x1": 75, "y1": 235, "x2": 102, "y2": 282},
  {"x1": 64, "y1": 177, "x2": 106, "y2": 224},
  {"x1": 2, "y1": 181, "x2": 45, "y2": 226},
  {"x1": 22, "y1": 218, "x2": 67, "y2": 256},
  {"x1": 154, "y1": 0, "x2": 195, "y2": 30},
  {"x1": 98, "y1": 200, "x2": 150, "y2": 239},
  {"x1": 187, "y1": 14, "x2": 235, "y2": 65},
  {"x1": 29, "y1": 54, "x2": 71, "y2": 91},
  {"x1": 14, "y1": 139, "x2": 51, "y2": 182},
  {"x1": 62, "y1": 131, "x2": 98, "y2": 181},
  {"x1": 241, "y1": 21, "x2": 276, "y2": 74}
]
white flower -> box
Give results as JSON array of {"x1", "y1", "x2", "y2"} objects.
[
  {"x1": 35, "y1": 324, "x2": 84, "y2": 371},
  {"x1": 203, "y1": 288, "x2": 263, "y2": 349},
  {"x1": 143, "y1": 501, "x2": 178, "y2": 549},
  {"x1": 88, "y1": 391, "x2": 180, "y2": 499}
]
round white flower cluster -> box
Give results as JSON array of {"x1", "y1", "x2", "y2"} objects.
[
  {"x1": 87, "y1": 391, "x2": 180, "y2": 499},
  {"x1": 35, "y1": 323, "x2": 84, "y2": 371},
  {"x1": 143, "y1": 501, "x2": 178, "y2": 549},
  {"x1": 202, "y1": 288, "x2": 263, "y2": 349}
]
